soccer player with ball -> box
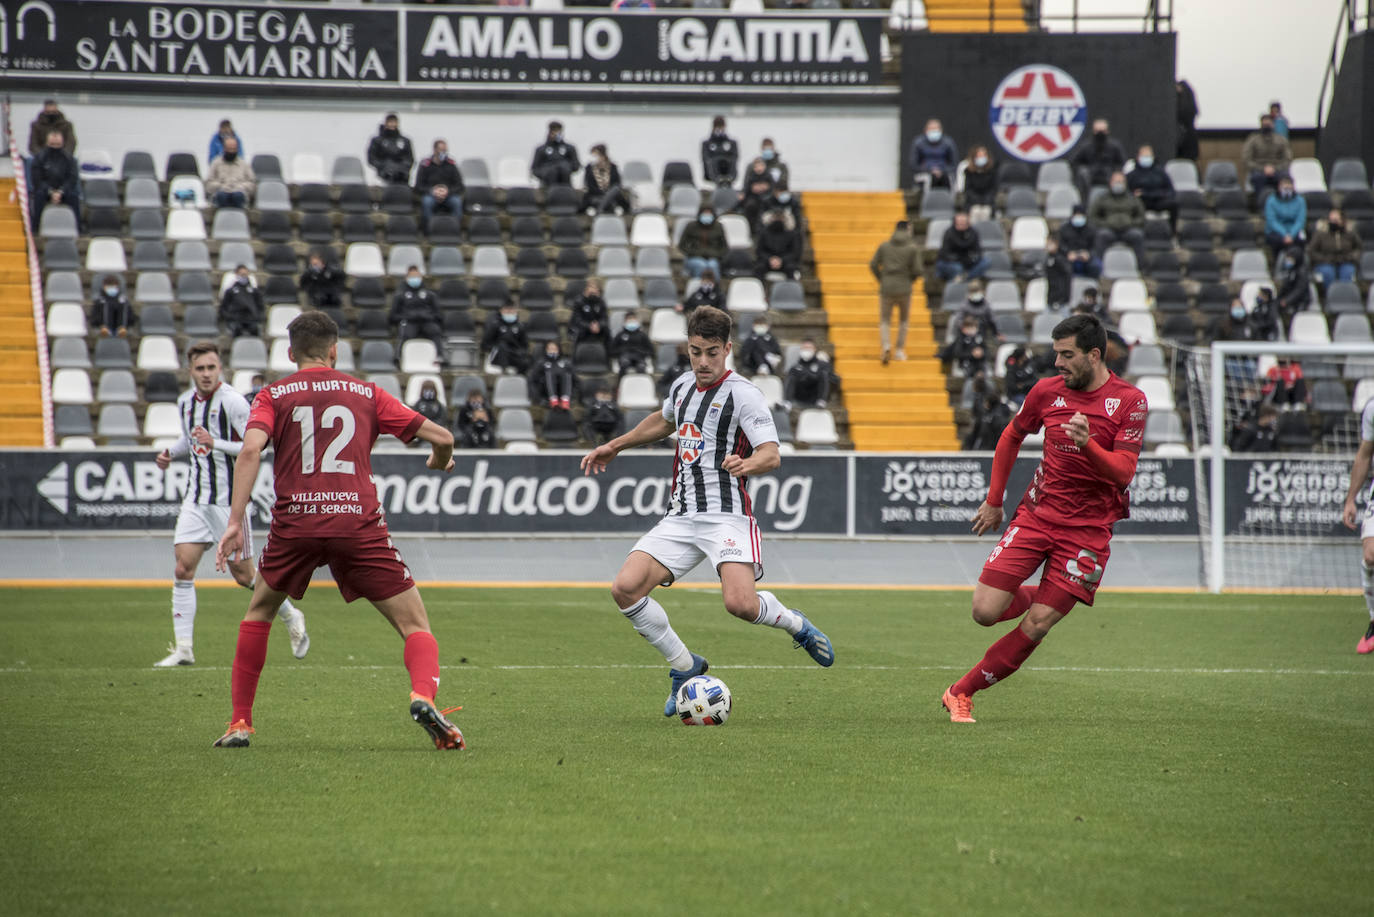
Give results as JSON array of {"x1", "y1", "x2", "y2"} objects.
[
  {"x1": 580, "y1": 306, "x2": 834, "y2": 717},
  {"x1": 944, "y1": 314, "x2": 1147, "y2": 723}
]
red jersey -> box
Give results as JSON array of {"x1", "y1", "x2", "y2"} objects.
[
  {"x1": 246, "y1": 366, "x2": 424, "y2": 538},
  {"x1": 1010, "y1": 373, "x2": 1147, "y2": 528}
]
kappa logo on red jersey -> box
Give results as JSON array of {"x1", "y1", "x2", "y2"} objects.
[
  {"x1": 988, "y1": 64, "x2": 1088, "y2": 163},
  {"x1": 677, "y1": 422, "x2": 705, "y2": 465},
  {"x1": 1052, "y1": 396, "x2": 1068, "y2": 408},
  {"x1": 1104, "y1": 398, "x2": 1121, "y2": 417}
]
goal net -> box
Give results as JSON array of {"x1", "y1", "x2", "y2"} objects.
[{"x1": 1183, "y1": 342, "x2": 1374, "y2": 593}]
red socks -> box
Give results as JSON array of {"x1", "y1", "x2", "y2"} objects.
[
  {"x1": 230, "y1": 620, "x2": 272, "y2": 726},
  {"x1": 404, "y1": 631, "x2": 441, "y2": 701},
  {"x1": 952, "y1": 625, "x2": 1039, "y2": 697},
  {"x1": 998, "y1": 585, "x2": 1037, "y2": 622}
]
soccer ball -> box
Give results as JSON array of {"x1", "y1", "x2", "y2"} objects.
[{"x1": 676, "y1": 675, "x2": 732, "y2": 726}]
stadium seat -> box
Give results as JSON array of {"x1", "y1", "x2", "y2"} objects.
[
  {"x1": 84, "y1": 238, "x2": 127, "y2": 274},
  {"x1": 400, "y1": 340, "x2": 440, "y2": 373},
  {"x1": 591, "y1": 215, "x2": 630, "y2": 247},
  {"x1": 85, "y1": 178, "x2": 122, "y2": 210},
  {"x1": 1022, "y1": 278, "x2": 1048, "y2": 313},
  {"x1": 138, "y1": 304, "x2": 176, "y2": 337},
  {"x1": 795, "y1": 409, "x2": 838, "y2": 446},
  {"x1": 252, "y1": 180, "x2": 291, "y2": 213},
  {"x1": 216, "y1": 241, "x2": 256, "y2": 273},
  {"x1": 985, "y1": 280, "x2": 1021, "y2": 312},
  {"x1": 55, "y1": 404, "x2": 94, "y2": 439},
  {"x1": 1143, "y1": 410, "x2": 1186, "y2": 447},
  {"x1": 456, "y1": 157, "x2": 489, "y2": 189},
  {"x1": 265, "y1": 305, "x2": 302, "y2": 339},
  {"x1": 1289, "y1": 312, "x2": 1331, "y2": 344},
  {"x1": 1332, "y1": 313, "x2": 1372, "y2": 343},
  {"x1": 50, "y1": 337, "x2": 92, "y2": 369},
  {"x1": 923, "y1": 217, "x2": 951, "y2": 250},
  {"x1": 86, "y1": 208, "x2": 122, "y2": 238},
  {"x1": 497, "y1": 409, "x2": 536, "y2": 444},
  {"x1": 345, "y1": 243, "x2": 385, "y2": 278},
  {"x1": 492, "y1": 375, "x2": 529, "y2": 409},
  {"x1": 289, "y1": 153, "x2": 327, "y2": 184},
  {"x1": 1002, "y1": 188, "x2": 1041, "y2": 220},
  {"x1": 1117, "y1": 312, "x2": 1158, "y2": 345},
  {"x1": 1008, "y1": 216, "x2": 1048, "y2": 251},
  {"x1": 919, "y1": 188, "x2": 954, "y2": 220},
  {"x1": 1043, "y1": 187, "x2": 1079, "y2": 220},
  {"x1": 497, "y1": 157, "x2": 536, "y2": 189},
  {"x1": 633, "y1": 247, "x2": 671, "y2": 279},
  {"x1": 1203, "y1": 160, "x2": 1241, "y2": 192},
  {"x1": 769, "y1": 280, "x2": 806, "y2": 313},
  {"x1": 352, "y1": 341, "x2": 391, "y2": 372},
  {"x1": 143, "y1": 403, "x2": 182, "y2": 439},
  {"x1": 666, "y1": 184, "x2": 701, "y2": 219},
  {"x1": 595, "y1": 247, "x2": 633, "y2": 278},
  {"x1": 1029, "y1": 312, "x2": 1059, "y2": 345},
  {"x1": 475, "y1": 278, "x2": 509, "y2": 310},
  {"x1": 1108, "y1": 279, "x2": 1150, "y2": 313},
  {"x1": 1134, "y1": 375, "x2": 1176, "y2": 411},
  {"x1": 121, "y1": 150, "x2": 157, "y2": 181},
  {"x1": 546, "y1": 184, "x2": 581, "y2": 217},
  {"x1": 617, "y1": 374, "x2": 659, "y2": 410},
  {"x1": 210, "y1": 208, "x2": 251, "y2": 241},
  {"x1": 1184, "y1": 251, "x2": 1222, "y2": 283},
  {"x1": 1289, "y1": 158, "x2": 1327, "y2": 194},
  {"x1": 384, "y1": 244, "x2": 424, "y2": 278},
  {"x1": 93, "y1": 336, "x2": 133, "y2": 370},
  {"x1": 38, "y1": 206, "x2": 78, "y2": 240},
  {"x1": 166, "y1": 176, "x2": 206, "y2": 209},
  {"x1": 1164, "y1": 159, "x2": 1201, "y2": 193},
  {"x1": 631, "y1": 213, "x2": 671, "y2": 248},
  {"x1": 1036, "y1": 160, "x2": 1073, "y2": 192},
  {"x1": 514, "y1": 247, "x2": 550, "y2": 279},
  {"x1": 96, "y1": 369, "x2": 140, "y2": 404},
  {"x1": 517, "y1": 279, "x2": 554, "y2": 311},
  {"x1": 97, "y1": 403, "x2": 141, "y2": 441},
  {"x1": 650, "y1": 310, "x2": 687, "y2": 344},
  {"x1": 126, "y1": 241, "x2": 166, "y2": 272},
  {"x1": 602, "y1": 277, "x2": 639, "y2": 312},
  {"x1": 1100, "y1": 247, "x2": 1138, "y2": 280},
  {"x1": 46, "y1": 303, "x2": 87, "y2": 338},
  {"x1": 504, "y1": 187, "x2": 540, "y2": 217},
  {"x1": 169, "y1": 241, "x2": 210, "y2": 273},
  {"x1": 1229, "y1": 248, "x2": 1271, "y2": 283},
  {"x1": 386, "y1": 215, "x2": 420, "y2": 244},
  {"x1": 1148, "y1": 252, "x2": 1182, "y2": 283},
  {"x1": 40, "y1": 238, "x2": 79, "y2": 271},
  {"x1": 51, "y1": 368, "x2": 93, "y2": 406},
  {"x1": 727, "y1": 278, "x2": 768, "y2": 314},
  {"x1": 1330, "y1": 158, "x2": 1370, "y2": 192},
  {"x1": 175, "y1": 272, "x2": 214, "y2": 306},
  {"x1": 262, "y1": 244, "x2": 297, "y2": 276},
  {"x1": 161, "y1": 209, "x2": 205, "y2": 242},
  {"x1": 469, "y1": 246, "x2": 507, "y2": 279}
]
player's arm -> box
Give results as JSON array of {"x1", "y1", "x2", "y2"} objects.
[
  {"x1": 972, "y1": 421, "x2": 1027, "y2": 535},
  {"x1": 216, "y1": 427, "x2": 269, "y2": 571},
  {"x1": 414, "y1": 418, "x2": 455, "y2": 473},
  {"x1": 723, "y1": 441, "x2": 779, "y2": 478},
  {"x1": 211, "y1": 393, "x2": 253, "y2": 457},
  {"x1": 1343, "y1": 439, "x2": 1374, "y2": 529},
  {"x1": 156, "y1": 430, "x2": 190, "y2": 469},
  {"x1": 581, "y1": 411, "x2": 674, "y2": 475}
]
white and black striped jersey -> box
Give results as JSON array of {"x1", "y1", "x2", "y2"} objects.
[
  {"x1": 661, "y1": 370, "x2": 779, "y2": 516},
  {"x1": 168, "y1": 384, "x2": 250, "y2": 506},
  {"x1": 1362, "y1": 397, "x2": 1374, "y2": 500}
]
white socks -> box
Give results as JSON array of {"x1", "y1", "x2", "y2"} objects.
[
  {"x1": 1363, "y1": 564, "x2": 1374, "y2": 620},
  {"x1": 172, "y1": 579, "x2": 196, "y2": 647},
  {"x1": 276, "y1": 598, "x2": 298, "y2": 621},
  {"x1": 620, "y1": 596, "x2": 694, "y2": 671},
  {"x1": 754, "y1": 590, "x2": 803, "y2": 635}
]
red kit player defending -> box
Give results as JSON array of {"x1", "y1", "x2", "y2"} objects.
[
  {"x1": 213, "y1": 312, "x2": 465, "y2": 749},
  {"x1": 942, "y1": 313, "x2": 1147, "y2": 723}
]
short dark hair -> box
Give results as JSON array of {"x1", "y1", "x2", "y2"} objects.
[
  {"x1": 687, "y1": 305, "x2": 732, "y2": 344},
  {"x1": 1051, "y1": 313, "x2": 1108, "y2": 360},
  {"x1": 591, "y1": 143, "x2": 607, "y2": 157},
  {"x1": 549, "y1": 120, "x2": 563, "y2": 131},
  {"x1": 896, "y1": 220, "x2": 909, "y2": 232},
  {"x1": 186, "y1": 340, "x2": 220, "y2": 363},
  {"x1": 287, "y1": 310, "x2": 339, "y2": 361},
  {"x1": 712, "y1": 115, "x2": 726, "y2": 128}
]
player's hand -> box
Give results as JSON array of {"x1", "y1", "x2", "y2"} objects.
[
  {"x1": 971, "y1": 501, "x2": 1004, "y2": 536},
  {"x1": 216, "y1": 521, "x2": 245, "y2": 572},
  {"x1": 1061, "y1": 411, "x2": 1090, "y2": 448},
  {"x1": 1343, "y1": 496, "x2": 1359, "y2": 530},
  {"x1": 155, "y1": 449, "x2": 172, "y2": 470},
  {"x1": 722, "y1": 454, "x2": 748, "y2": 478},
  {"x1": 191, "y1": 426, "x2": 214, "y2": 448},
  {"x1": 580, "y1": 443, "x2": 617, "y2": 476},
  {"x1": 426, "y1": 451, "x2": 455, "y2": 473}
]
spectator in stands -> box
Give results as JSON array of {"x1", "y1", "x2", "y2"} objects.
[
  {"x1": 1072, "y1": 119, "x2": 1126, "y2": 194},
  {"x1": 754, "y1": 209, "x2": 802, "y2": 280},
  {"x1": 1076, "y1": 286, "x2": 1107, "y2": 323},
  {"x1": 1057, "y1": 204, "x2": 1102, "y2": 278},
  {"x1": 760, "y1": 138, "x2": 790, "y2": 187},
  {"x1": 585, "y1": 386, "x2": 623, "y2": 444},
  {"x1": 390, "y1": 266, "x2": 447, "y2": 364},
  {"x1": 531, "y1": 120, "x2": 579, "y2": 187},
  {"x1": 1269, "y1": 101, "x2": 1290, "y2": 139},
  {"x1": 30, "y1": 129, "x2": 80, "y2": 229},
  {"x1": 961, "y1": 145, "x2": 998, "y2": 222},
  {"x1": 1308, "y1": 209, "x2": 1362, "y2": 287},
  {"x1": 1243, "y1": 113, "x2": 1292, "y2": 196},
  {"x1": 1247, "y1": 287, "x2": 1282, "y2": 341},
  {"x1": 1002, "y1": 345, "x2": 1039, "y2": 406},
  {"x1": 204, "y1": 137, "x2": 255, "y2": 209},
  {"x1": 1275, "y1": 244, "x2": 1313, "y2": 322},
  {"x1": 582, "y1": 144, "x2": 629, "y2": 215},
  {"x1": 679, "y1": 206, "x2": 727, "y2": 280},
  {"x1": 411, "y1": 379, "x2": 445, "y2": 425},
  {"x1": 1075, "y1": 303, "x2": 1128, "y2": 374},
  {"x1": 219, "y1": 265, "x2": 263, "y2": 338},
  {"x1": 248, "y1": 374, "x2": 265, "y2": 402},
  {"x1": 1207, "y1": 298, "x2": 1263, "y2": 344},
  {"x1": 1230, "y1": 403, "x2": 1280, "y2": 452},
  {"x1": 1176, "y1": 79, "x2": 1200, "y2": 161},
  {"x1": 455, "y1": 389, "x2": 496, "y2": 449},
  {"x1": 870, "y1": 219, "x2": 921, "y2": 364},
  {"x1": 1089, "y1": 171, "x2": 1147, "y2": 265},
  {"x1": 680, "y1": 269, "x2": 724, "y2": 315},
  {"x1": 1043, "y1": 237, "x2": 1072, "y2": 310},
  {"x1": 908, "y1": 118, "x2": 958, "y2": 190},
  {"x1": 299, "y1": 251, "x2": 345, "y2": 309},
  {"x1": 529, "y1": 341, "x2": 576, "y2": 410},
  {"x1": 90, "y1": 275, "x2": 135, "y2": 338},
  {"x1": 415, "y1": 140, "x2": 464, "y2": 232},
  {"x1": 567, "y1": 278, "x2": 610, "y2": 348},
  {"x1": 659, "y1": 342, "x2": 691, "y2": 395},
  {"x1": 29, "y1": 100, "x2": 76, "y2": 156},
  {"x1": 1263, "y1": 175, "x2": 1307, "y2": 256},
  {"x1": 964, "y1": 382, "x2": 1014, "y2": 452},
  {"x1": 738, "y1": 157, "x2": 776, "y2": 231},
  {"x1": 1127, "y1": 144, "x2": 1177, "y2": 230},
  {"x1": 610, "y1": 312, "x2": 653, "y2": 375},
  {"x1": 484, "y1": 301, "x2": 531, "y2": 374},
  {"x1": 934, "y1": 211, "x2": 990, "y2": 282},
  {"x1": 740, "y1": 317, "x2": 783, "y2": 376},
  {"x1": 702, "y1": 115, "x2": 739, "y2": 187},
  {"x1": 1262, "y1": 357, "x2": 1308, "y2": 410},
  {"x1": 784, "y1": 339, "x2": 830, "y2": 408},
  {"x1": 763, "y1": 181, "x2": 802, "y2": 227},
  {"x1": 940, "y1": 315, "x2": 990, "y2": 378},
  {"x1": 953, "y1": 280, "x2": 998, "y2": 341},
  {"x1": 208, "y1": 119, "x2": 241, "y2": 163},
  {"x1": 367, "y1": 113, "x2": 414, "y2": 185}
]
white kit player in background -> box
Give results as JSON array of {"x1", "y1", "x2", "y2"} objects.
[
  {"x1": 580, "y1": 306, "x2": 834, "y2": 716},
  {"x1": 151, "y1": 341, "x2": 309, "y2": 667},
  {"x1": 1340, "y1": 395, "x2": 1374, "y2": 654}
]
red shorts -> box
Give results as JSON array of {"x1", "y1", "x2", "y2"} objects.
[
  {"x1": 978, "y1": 507, "x2": 1113, "y2": 609},
  {"x1": 257, "y1": 525, "x2": 414, "y2": 604}
]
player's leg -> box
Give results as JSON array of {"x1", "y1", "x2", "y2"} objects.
[
  {"x1": 214, "y1": 577, "x2": 290, "y2": 748},
  {"x1": 216, "y1": 509, "x2": 309, "y2": 658},
  {"x1": 970, "y1": 581, "x2": 1038, "y2": 627},
  {"x1": 717, "y1": 563, "x2": 835, "y2": 667},
  {"x1": 368, "y1": 588, "x2": 465, "y2": 750},
  {"x1": 156, "y1": 540, "x2": 207, "y2": 667},
  {"x1": 1359, "y1": 536, "x2": 1374, "y2": 654}
]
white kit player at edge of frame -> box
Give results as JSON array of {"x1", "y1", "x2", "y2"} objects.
[
  {"x1": 1342, "y1": 394, "x2": 1374, "y2": 655},
  {"x1": 579, "y1": 306, "x2": 835, "y2": 721},
  {"x1": 152, "y1": 340, "x2": 309, "y2": 669}
]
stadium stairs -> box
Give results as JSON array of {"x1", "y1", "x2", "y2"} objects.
[
  {"x1": 0, "y1": 178, "x2": 44, "y2": 446},
  {"x1": 924, "y1": 0, "x2": 1030, "y2": 32},
  {"x1": 804, "y1": 191, "x2": 958, "y2": 451}
]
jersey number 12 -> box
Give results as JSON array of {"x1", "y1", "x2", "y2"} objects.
[{"x1": 291, "y1": 405, "x2": 357, "y2": 474}]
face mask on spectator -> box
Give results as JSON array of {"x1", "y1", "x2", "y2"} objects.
[
  {"x1": 926, "y1": 130, "x2": 942, "y2": 143},
  {"x1": 777, "y1": 192, "x2": 792, "y2": 204},
  {"x1": 1110, "y1": 182, "x2": 1126, "y2": 194},
  {"x1": 799, "y1": 347, "x2": 816, "y2": 361},
  {"x1": 1071, "y1": 215, "x2": 1087, "y2": 227},
  {"x1": 223, "y1": 152, "x2": 237, "y2": 163},
  {"x1": 1138, "y1": 155, "x2": 1154, "y2": 168},
  {"x1": 699, "y1": 212, "x2": 715, "y2": 225},
  {"x1": 435, "y1": 150, "x2": 447, "y2": 161},
  {"x1": 1280, "y1": 187, "x2": 1294, "y2": 199},
  {"x1": 968, "y1": 293, "x2": 985, "y2": 304},
  {"x1": 552, "y1": 132, "x2": 563, "y2": 142},
  {"x1": 421, "y1": 388, "x2": 436, "y2": 401},
  {"x1": 104, "y1": 285, "x2": 119, "y2": 296},
  {"x1": 1331, "y1": 219, "x2": 1344, "y2": 231},
  {"x1": 1261, "y1": 124, "x2": 1273, "y2": 135},
  {"x1": 501, "y1": 312, "x2": 517, "y2": 323},
  {"x1": 624, "y1": 320, "x2": 640, "y2": 332},
  {"x1": 1094, "y1": 130, "x2": 1108, "y2": 141},
  {"x1": 1231, "y1": 305, "x2": 1246, "y2": 320},
  {"x1": 236, "y1": 274, "x2": 250, "y2": 286},
  {"x1": 546, "y1": 348, "x2": 560, "y2": 360},
  {"x1": 407, "y1": 276, "x2": 422, "y2": 289},
  {"x1": 700, "y1": 279, "x2": 714, "y2": 290},
  {"x1": 761, "y1": 148, "x2": 775, "y2": 161},
  {"x1": 310, "y1": 262, "x2": 323, "y2": 273},
  {"x1": 753, "y1": 323, "x2": 769, "y2": 335},
  {"x1": 974, "y1": 155, "x2": 988, "y2": 167}
]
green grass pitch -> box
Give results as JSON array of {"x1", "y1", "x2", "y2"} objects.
[{"x1": 2, "y1": 585, "x2": 1371, "y2": 916}]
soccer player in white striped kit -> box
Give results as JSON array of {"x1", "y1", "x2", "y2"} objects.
[
  {"x1": 152, "y1": 341, "x2": 309, "y2": 667},
  {"x1": 580, "y1": 306, "x2": 834, "y2": 715}
]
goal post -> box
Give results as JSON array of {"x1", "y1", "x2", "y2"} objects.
[{"x1": 1185, "y1": 341, "x2": 1374, "y2": 594}]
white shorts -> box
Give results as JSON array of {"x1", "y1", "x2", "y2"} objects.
[
  {"x1": 1363, "y1": 498, "x2": 1374, "y2": 540},
  {"x1": 632, "y1": 513, "x2": 763, "y2": 585},
  {"x1": 174, "y1": 503, "x2": 252, "y2": 556}
]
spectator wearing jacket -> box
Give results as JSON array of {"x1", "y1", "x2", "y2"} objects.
[
  {"x1": 531, "y1": 120, "x2": 579, "y2": 187},
  {"x1": 759, "y1": 138, "x2": 790, "y2": 187},
  {"x1": 582, "y1": 144, "x2": 629, "y2": 214},
  {"x1": 29, "y1": 100, "x2": 76, "y2": 156},
  {"x1": 585, "y1": 386, "x2": 624, "y2": 444},
  {"x1": 1308, "y1": 209, "x2": 1362, "y2": 287},
  {"x1": 961, "y1": 146, "x2": 998, "y2": 222},
  {"x1": 1230, "y1": 403, "x2": 1280, "y2": 452},
  {"x1": 205, "y1": 137, "x2": 255, "y2": 209},
  {"x1": 740, "y1": 318, "x2": 783, "y2": 376},
  {"x1": 483, "y1": 301, "x2": 531, "y2": 374},
  {"x1": 30, "y1": 130, "x2": 80, "y2": 229},
  {"x1": 219, "y1": 265, "x2": 263, "y2": 338},
  {"x1": 367, "y1": 113, "x2": 414, "y2": 185},
  {"x1": 934, "y1": 211, "x2": 990, "y2": 282},
  {"x1": 940, "y1": 315, "x2": 990, "y2": 378},
  {"x1": 784, "y1": 339, "x2": 831, "y2": 408},
  {"x1": 1057, "y1": 205, "x2": 1102, "y2": 278},
  {"x1": 909, "y1": 118, "x2": 958, "y2": 189},
  {"x1": 610, "y1": 313, "x2": 653, "y2": 375},
  {"x1": 952, "y1": 280, "x2": 999, "y2": 341},
  {"x1": 567, "y1": 278, "x2": 610, "y2": 348},
  {"x1": 702, "y1": 115, "x2": 739, "y2": 187},
  {"x1": 1043, "y1": 237, "x2": 1073, "y2": 310},
  {"x1": 90, "y1": 275, "x2": 135, "y2": 337},
  {"x1": 415, "y1": 139, "x2": 464, "y2": 231},
  {"x1": 208, "y1": 119, "x2": 241, "y2": 164},
  {"x1": 455, "y1": 389, "x2": 497, "y2": 449},
  {"x1": 1176, "y1": 79, "x2": 1200, "y2": 161},
  {"x1": 754, "y1": 209, "x2": 802, "y2": 280},
  {"x1": 870, "y1": 220, "x2": 922, "y2": 363},
  {"x1": 1126, "y1": 144, "x2": 1177, "y2": 230},
  {"x1": 1002, "y1": 345, "x2": 1040, "y2": 406},
  {"x1": 737, "y1": 158, "x2": 776, "y2": 232},
  {"x1": 1071, "y1": 119, "x2": 1127, "y2": 193},
  {"x1": 1243, "y1": 113, "x2": 1292, "y2": 196},
  {"x1": 1089, "y1": 171, "x2": 1147, "y2": 265},
  {"x1": 299, "y1": 251, "x2": 346, "y2": 308},
  {"x1": 679, "y1": 207, "x2": 727, "y2": 280},
  {"x1": 680, "y1": 270, "x2": 725, "y2": 315},
  {"x1": 411, "y1": 380, "x2": 445, "y2": 425},
  {"x1": 1269, "y1": 102, "x2": 1290, "y2": 139},
  {"x1": 1264, "y1": 175, "x2": 1307, "y2": 256},
  {"x1": 390, "y1": 266, "x2": 446, "y2": 362},
  {"x1": 529, "y1": 341, "x2": 577, "y2": 409},
  {"x1": 1274, "y1": 244, "x2": 1313, "y2": 323},
  {"x1": 761, "y1": 182, "x2": 802, "y2": 228}
]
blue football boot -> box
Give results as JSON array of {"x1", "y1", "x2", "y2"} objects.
[
  {"x1": 665, "y1": 653, "x2": 710, "y2": 717},
  {"x1": 792, "y1": 614, "x2": 834, "y2": 667}
]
